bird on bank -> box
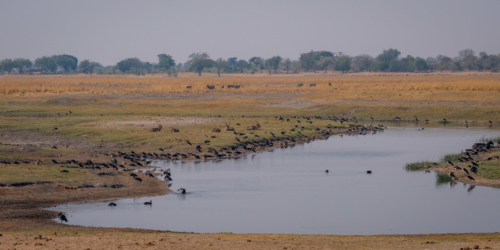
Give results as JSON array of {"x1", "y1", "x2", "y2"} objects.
[
  {"x1": 447, "y1": 161, "x2": 454, "y2": 166},
  {"x1": 467, "y1": 175, "x2": 475, "y2": 181},
  {"x1": 58, "y1": 213, "x2": 68, "y2": 223},
  {"x1": 462, "y1": 168, "x2": 469, "y2": 175},
  {"x1": 449, "y1": 172, "x2": 456, "y2": 178}
]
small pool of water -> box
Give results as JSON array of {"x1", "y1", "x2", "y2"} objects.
[{"x1": 50, "y1": 124, "x2": 500, "y2": 235}]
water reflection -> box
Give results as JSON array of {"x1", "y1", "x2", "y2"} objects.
[{"x1": 49, "y1": 123, "x2": 500, "y2": 235}]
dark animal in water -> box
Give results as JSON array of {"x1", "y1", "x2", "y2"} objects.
[
  {"x1": 366, "y1": 170, "x2": 372, "y2": 174},
  {"x1": 108, "y1": 202, "x2": 117, "y2": 206},
  {"x1": 178, "y1": 188, "x2": 186, "y2": 194},
  {"x1": 58, "y1": 213, "x2": 68, "y2": 223},
  {"x1": 144, "y1": 200, "x2": 152, "y2": 205},
  {"x1": 325, "y1": 170, "x2": 329, "y2": 173}
]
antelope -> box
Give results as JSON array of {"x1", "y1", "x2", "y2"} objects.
[
  {"x1": 225, "y1": 122, "x2": 235, "y2": 131},
  {"x1": 149, "y1": 121, "x2": 162, "y2": 132}
]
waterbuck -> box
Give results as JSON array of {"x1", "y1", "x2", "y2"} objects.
[{"x1": 149, "y1": 122, "x2": 162, "y2": 132}]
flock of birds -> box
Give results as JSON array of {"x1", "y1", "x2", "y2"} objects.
[
  {"x1": 35, "y1": 114, "x2": 499, "y2": 224},
  {"x1": 445, "y1": 141, "x2": 497, "y2": 186}
]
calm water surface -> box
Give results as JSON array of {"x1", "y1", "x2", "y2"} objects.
[{"x1": 50, "y1": 124, "x2": 500, "y2": 235}]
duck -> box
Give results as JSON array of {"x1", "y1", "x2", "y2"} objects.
[
  {"x1": 108, "y1": 202, "x2": 117, "y2": 206},
  {"x1": 144, "y1": 200, "x2": 152, "y2": 205}
]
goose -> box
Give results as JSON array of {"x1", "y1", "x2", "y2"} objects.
[
  {"x1": 325, "y1": 170, "x2": 329, "y2": 173},
  {"x1": 449, "y1": 172, "x2": 456, "y2": 178},
  {"x1": 467, "y1": 175, "x2": 475, "y2": 181},
  {"x1": 144, "y1": 200, "x2": 152, "y2": 205},
  {"x1": 366, "y1": 170, "x2": 372, "y2": 174},
  {"x1": 108, "y1": 203, "x2": 117, "y2": 206},
  {"x1": 177, "y1": 188, "x2": 186, "y2": 194}
]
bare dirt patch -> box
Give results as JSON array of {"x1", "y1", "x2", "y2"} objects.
[
  {"x1": 0, "y1": 130, "x2": 120, "y2": 154},
  {"x1": 99, "y1": 116, "x2": 221, "y2": 129},
  {"x1": 261, "y1": 100, "x2": 315, "y2": 109}
]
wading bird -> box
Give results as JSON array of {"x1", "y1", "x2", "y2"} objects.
[{"x1": 58, "y1": 213, "x2": 68, "y2": 223}]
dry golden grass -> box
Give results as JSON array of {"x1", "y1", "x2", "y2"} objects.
[{"x1": 1, "y1": 72, "x2": 499, "y2": 100}]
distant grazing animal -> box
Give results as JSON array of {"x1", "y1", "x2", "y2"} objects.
[
  {"x1": 149, "y1": 122, "x2": 162, "y2": 132},
  {"x1": 309, "y1": 83, "x2": 316, "y2": 87},
  {"x1": 186, "y1": 86, "x2": 192, "y2": 89}
]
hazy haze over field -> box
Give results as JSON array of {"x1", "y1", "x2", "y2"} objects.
[{"x1": 1, "y1": 0, "x2": 499, "y2": 65}]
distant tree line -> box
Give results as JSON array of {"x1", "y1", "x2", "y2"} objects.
[{"x1": 1, "y1": 49, "x2": 499, "y2": 76}]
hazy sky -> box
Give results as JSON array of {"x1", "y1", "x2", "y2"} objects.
[{"x1": 1, "y1": 0, "x2": 499, "y2": 65}]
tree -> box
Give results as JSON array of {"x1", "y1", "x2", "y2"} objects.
[
  {"x1": 227, "y1": 57, "x2": 238, "y2": 72},
  {"x1": 462, "y1": 55, "x2": 477, "y2": 71},
  {"x1": 458, "y1": 49, "x2": 475, "y2": 61},
  {"x1": 116, "y1": 58, "x2": 143, "y2": 73},
  {"x1": 335, "y1": 56, "x2": 351, "y2": 73},
  {"x1": 318, "y1": 57, "x2": 335, "y2": 73},
  {"x1": 352, "y1": 55, "x2": 375, "y2": 72},
  {"x1": 157, "y1": 54, "x2": 175, "y2": 71},
  {"x1": 143, "y1": 62, "x2": 153, "y2": 74},
  {"x1": 12, "y1": 58, "x2": 32, "y2": 74},
  {"x1": 249, "y1": 57, "x2": 264, "y2": 70},
  {"x1": 187, "y1": 52, "x2": 214, "y2": 76},
  {"x1": 299, "y1": 50, "x2": 333, "y2": 72},
  {"x1": 265, "y1": 56, "x2": 282, "y2": 74},
  {"x1": 53, "y1": 54, "x2": 78, "y2": 72},
  {"x1": 374, "y1": 49, "x2": 401, "y2": 71},
  {"x1": 0, "y1": 59, "x2": 15, "y2": 74},
  {"x1": 214, "y1": 58, "x2": 227, "y2": 77},
  {"x1": 78, "y1": 60, "x2": 91, "y2": 74},
  {"x1": 413, "y1": 57, "x2": 428, "y2": 72},
  {"x1": 236, "y1": 60, "x2": 248, "y2": 73},
  {"x1": 35, "y1": 56, "x2": 57, "y2": 73},
  {"x1": 282, "y1": 58, "x2": 291, "y2": 74},
  {"x1": 78, "y1": 60, "x2": 102, "y2": 74}
]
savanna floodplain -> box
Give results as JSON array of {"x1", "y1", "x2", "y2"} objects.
[{"x1": 1, "y1": 72, "x2": 500, "y2": 249}]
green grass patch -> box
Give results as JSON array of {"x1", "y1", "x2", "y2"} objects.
[
  {"x1": 405, "y1": 161, "x2": 434, "y2": 172},
  {"x1": 478, "y1": 136, "x2": 500, "y2": 144},
  {"x1": 436, "y1": 172, "x2": 452, "y2": 184},
  {"x1": 0, "y1": 164, "x2": 106, "y2": 186},
  {"x1": 440, "y1": 153, "x2": 461, "y2": 164},
  {"x1": 477, "y1": 160, "x2": 500, "y2": 180}
]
